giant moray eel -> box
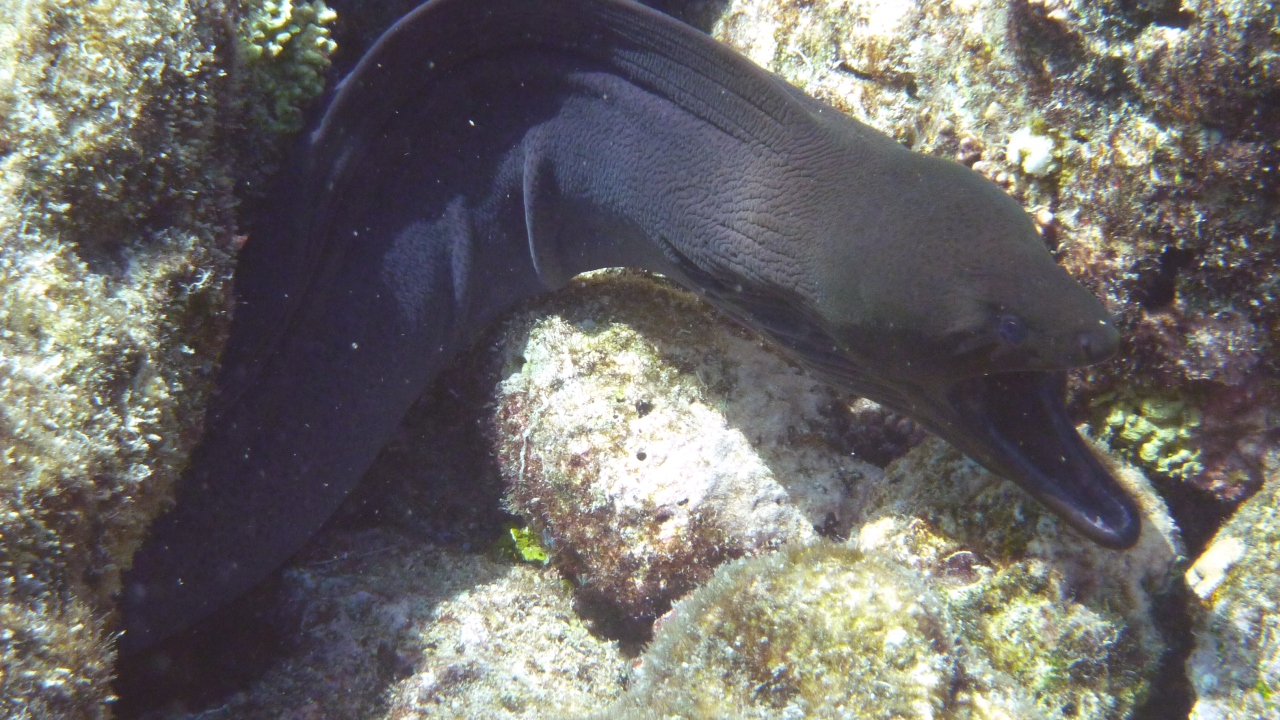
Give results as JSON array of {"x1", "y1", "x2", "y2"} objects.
[{"x1": 120, "y1": 0, "x2": 1138, "y2": 650}]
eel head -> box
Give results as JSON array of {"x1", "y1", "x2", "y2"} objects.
[
  {"x1": 681, "y1": 153, "x2": 1140, "y2": 548},
  {"x1": 817, "y1": 155, "x2": 1138, "y2": 548}
]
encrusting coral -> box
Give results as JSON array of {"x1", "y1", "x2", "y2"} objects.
[
  {"x1": 1088, "y1": 391, "x2": 1204, "y2": 481},
  {"x1": 855, "y1": 438, "x2": 1180, "y2": 720},
  {"x1": 0, "y1": 0, "x2": 336, "y2": 715},
  {"x1": 606, "y1": 543, "x2": 958, "y2": 720},
  {"x1": 237, "y1": 0, "x2": 339, "y2": 136},
  {"x1": 600, "y1": 491, "x2": 1176, "y2": 720}
]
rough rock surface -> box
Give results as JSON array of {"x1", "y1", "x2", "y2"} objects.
[
  {"x1": 606, "y1": 543, "x2": 961, "y2": 719},
  {"x1": 0, "y1": 0, "x2": 337, "y2": 714},
  {"x1": 137, "y1": 529, "x2": 627, "y2": 720},
  {"x1": 592, "y1": 444, "x2": 1180, "y2": 720},
  {"x1": 0, "y1": 0, "x2": 238, "y2": 715},
  {"x1": 857, "y1": 438, "x2": 1182, "y2": 719},
  {"x1": 493, "y1": 270, "x2": 880, "y2": 628},
  {"x1": 602, "y1": 520, "x2": 1175, "y2": 720},
  {"x1": 1185, "y1": 471, "x2": 1280, "y2": 719}
]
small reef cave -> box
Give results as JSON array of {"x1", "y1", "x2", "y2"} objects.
[{"x1": 1132, "y1": 245, "x2": 1197, "y2": 312}]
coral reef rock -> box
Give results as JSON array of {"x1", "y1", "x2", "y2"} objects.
[
  {"x1": 0, "y1": 0, "x2": 337, "y2": 714},
  {"x1": 856, "y1": 438, "x2": 1183, "y2": 719},
  {"x1": 1185, "y1": 471, "x2": 1280, "y2": 719},
  {"x1": 602, "y1": 517, "x2": 1176, "y2": 720},
  {"x1": 145, "y1": 529, "x2": 627, "y2": 720},
  {"x1": 599, "y1": 436, "x2": 1180, "y2": 720},
  {"x1": 492, "y1": 270, "x2": 879, "y2": 627},
  {"x1": 382, "y1": 548, "x2": 628, "y2": 719},
  {"x1": 0, "y1": 0, "x2": 237, "y2": 716},
  {"x1": 605, "y1": 543, "x2": 958, "y2": 720}
]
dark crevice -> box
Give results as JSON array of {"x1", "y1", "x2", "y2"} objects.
[
  {"x1": 1129, "y1": 473, "x2": 1233, "y2": 720},
  {"x1": 1133, "y1": 245, "x2": 1196, "y2": 311},
  {"x1": 1119, "y1": 0, "x2": 1196, "y2": 30},
  {"x1": 1151, "y1": 7, "x2": 1195, "y2": 29},
  {"x1": 1130, "y1": 580, "x2": 1196, "y2": 720},
  {"x1": 1147, "y1": 469, "x2": 1236, "y2": 561},
  {"x1": 113, "y1": 574, "x2": 289, "y2": 718},
  {"x1": 835, "y1": 61, "x2": 920, "y2": 98}
]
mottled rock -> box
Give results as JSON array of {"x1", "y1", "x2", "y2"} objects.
[
  {"x1": 383, "y1": 553, "x2": 627, "y2": 719},
  {"x1": 602, "y1": 522, "x2": 1174, "y2": 720},
  {"x1": 595, "y1": 441, "x2": 1178, "y2": 720},
  {"x1": 0, "y1": 0, "x2": 338, "y2": 713},
  {"x1": 493, "y1": 270, "x2": 878, "y2": 627},
  {"x1": 0, "y1": 0, "x2": 238, "y2": 714},
  {"x1": 1186, "y1": 473, "x2": 1280, "y2": 719},
  {"x1": 606, "y1": 543, "x2": 959, "y2": 720},
  {"x1": 856, "y1": 438, "x2": 1183, "y2": 719},
  {"x1": 139, "y1": 530, "x2": 625, "y2": 720}
]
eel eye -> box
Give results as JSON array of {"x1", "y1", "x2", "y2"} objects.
[{"x1": 996, "y1": 313, "x2": 1028, "y2": 346}]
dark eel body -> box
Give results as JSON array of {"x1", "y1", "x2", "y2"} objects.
[{"x1": 120, "y1": 0, "x2": 1139, "y2": 651}]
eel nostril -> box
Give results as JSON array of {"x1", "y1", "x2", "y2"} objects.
[{"x1": 1077, "y1": 327, "x2": 1117, "y2": 363}]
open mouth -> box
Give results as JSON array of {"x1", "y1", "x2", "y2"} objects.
[
  {"x1": 660, "y1": 245, "x2": 1141, "y2": 548},
  {"x1": 943, "y1": 371, "x2": 1141, "y2": 548}
]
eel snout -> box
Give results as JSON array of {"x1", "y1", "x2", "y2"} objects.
[
  {"x1": 1045, "y1": 318, "x2": 1120, "y2": 368},
  {"x1": 944, "y1": 370, "x2": 1141, "y2": 548}
]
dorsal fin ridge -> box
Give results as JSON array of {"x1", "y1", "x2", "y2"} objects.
[{"x1": 312, "y1": 0, "x2": 804, "y2": 168}]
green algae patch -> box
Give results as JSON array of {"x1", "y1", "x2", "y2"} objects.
[
  {"x1": 237, "y1": 0, "x2": 339, "y2": 136},
  {"x1": 1089, "y1": 392, "x2": 1205, "y2": 480},
  {"x1": 958, "y1": 561, "x2": 1151, "y2": 719},
  {"x1": 499, "y1": 524, "x2": 552, "y2": 566}
]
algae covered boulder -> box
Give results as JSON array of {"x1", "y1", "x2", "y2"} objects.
[
  {"x1": 595, "y1": 440, "x2": 1180, "y2": 720},
  {"x1": 1185, "y1": 470, "x2": 1280, "y2": 719},
  {"x1": 0, "y1": 0, "x2": 336, "y2": 715},
  {"x1": 0, "y1": 0, "x2": 236, "y2": 714},
  {"x1": 127, "y1": 528, "x2": 628, "y2": 720},
  {"x1": 608, "y1": 543, "x2": 958, "y2": 719},
  {"x1": 492, "y1": 270, "x2": 884, "y2": 628},
  {"x1": 860, "y1": 439, "x2": 1181, "y2": 719}
]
